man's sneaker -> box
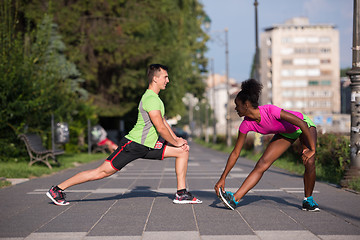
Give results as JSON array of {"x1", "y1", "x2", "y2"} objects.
[
  {"x1": 302, "y1": 196, "x2": 320, "y2": 212},
  {"x1": 218, "y1": 187, "x2": 240, "y2": 210},
  {"x1": 173, "y1": 190, "x2": 202, "y2": 204},
  {"x1": 46, "y1": 186, "x2": 69, "y2": 206}
]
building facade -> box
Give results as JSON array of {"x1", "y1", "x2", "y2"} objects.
[
  {"x1": 205, "y1": 74, "x2": 240, "y2": 135},
  {"x1": 259, "y1": 17, "x2": 340, "y2": 115}
]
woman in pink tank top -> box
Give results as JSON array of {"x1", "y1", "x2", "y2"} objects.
[{"x1": 215, "y1": 79, "x2": 319, "y2": 212}]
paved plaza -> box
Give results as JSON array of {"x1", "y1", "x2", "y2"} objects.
[{"x1": 0, "y1": 142, "x2": 359, "y2": 239}]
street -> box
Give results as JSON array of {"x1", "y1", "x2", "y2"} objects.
[{"x1": 0, "y1": 142, "x2": 359, "y2": 239}]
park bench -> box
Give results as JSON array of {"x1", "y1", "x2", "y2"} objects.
[
  {"x1": 92, "y1": 142, "x2": 108, "y2": 153},
  {"x1": 19, "y1": 133, "x2": 64, "y2": 169}
]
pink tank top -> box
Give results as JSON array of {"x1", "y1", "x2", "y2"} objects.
[{"x1": 239, "y1": 105, "x2": 303, "y2": 135}]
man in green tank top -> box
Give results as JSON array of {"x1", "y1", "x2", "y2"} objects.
[{"x1": 46, "y1": 64, "x2": 202, "y2": 206}]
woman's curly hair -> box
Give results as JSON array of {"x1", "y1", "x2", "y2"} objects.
[{"x1": 236, "y1": 79, "x2": 263, "y2": 108}]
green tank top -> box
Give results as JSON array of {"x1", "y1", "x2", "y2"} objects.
[{"x1": 125, "y1": 89, "x2": 165, "y2": 148}]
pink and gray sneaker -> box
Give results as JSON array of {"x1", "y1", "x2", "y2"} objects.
[
  {"x1": 173, "y1": 190, "x2": 202, "y2": 204},
  {"x1": 46, "y1": 186, "x2": 69, "y2": 206}
]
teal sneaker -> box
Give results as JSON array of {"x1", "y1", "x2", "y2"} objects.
[
  {"x1": 218, "y1": 187, "x2": 240, "y2": 210},
  {"x1": 302, "y1": 196, "x2": 320, "y2": 212}
]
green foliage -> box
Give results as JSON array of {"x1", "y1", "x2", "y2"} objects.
[
  {"x1": 0, "y1": 1, "x2": 96, "y2": 161},
  {"x1": 316, "y1": 133, "x2": 350, "y2": 183},
  {"x1": 0, "y1": 179, "x2": 12, "y2": 189},
  {"x1": 0, "y1": 0, "x2": 33, "y2": 161},
  {"x1": 1, "y1": 0, "x2": 210, "y2": 162},
  {"x1": 347, "y1": 177, "x2": 360, "y2": 192},
  {"x1": 19, "y1": 0, "x2": 209, "y2": 118},
  {"x1": 340, "y1": 68, "x2": 351, "y2": 77}
]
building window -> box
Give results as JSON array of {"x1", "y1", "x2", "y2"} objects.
[
  {"x1": 294, "y1": 69, "x2": 307, "y2": 76},
  {"x1": 324, "y1": 91, "x2": 332, "y2": 97},
  {"x1": 294, "y1": 80, "x2": 308, "y2": 87},
  {"x1": 282, "y1": 59, "x2": 292, "y2": 65},
  {"x1": 320, "y1": 37, "x2": 331, "y2": 42},
  {"x1": 294, "y1": 90, "x2": 307, "y2": 97},
  {"x1": 308, "y1": 48, "x2": 319, "y2": 54},
  {"x1": 283, "y1": 101, "x2": 293, "y2": 108},
  {"x1": 293, "y1": 58, "x2": 307, "y2": 65},
  {"x1": 266, "y1": 37, "x2": 272, "y2": 46},
  {"x1": 294, "y1": 37, "x2": 306, "y2": 43},
  {"x1": 309, "y1": 80, "x2": 319, "y2": 86},
  {"x1": 295, "y1": 101, "x2": 306, "y2": 108},
  {"x1": 307, "y1": 37, "x2": 319, "y2": 43},
  {"x1": 320, "y1": 48, "x2": 331, "y2": 53},
  {"x1": 321, "y1": 70, "x2": 332, "y2": 76},
  {"x1": 308, "y1": 69, "x2": 321, "y2": 76},
  {"x1": 267, "y1": 71, "x2": 272, "y2": 78},
  {"x1": 281, "y1": 37, "x2": 292, "y2": 43},
  {"x1": 281, "y1": 80, "x2": 293, "y2": 87},
  {"x1": 294, "y1": 48, "x2": 307, "y2": 54},
  {"x1": 321, "y1": 80, "x2": 331, "y2": 86},
  {"x1": 320, "y1": 59, "x2": 331, "y2": 64},
  {"x1": 308, "y1": 58, "x2": 320, "y2": 65},
  {"x1": 281, "y1": 48, "x2": 294, "y2": 55},
  {"x1": 282, "y1": 90, "x2": 293, "y2": 97},
  {"x1": 281, "y1": 69, "x2": 292, "y2": 77}
]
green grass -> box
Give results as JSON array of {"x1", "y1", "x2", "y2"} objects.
[
  {"x1": 347, "y1": 177, "x2": 360, "y2": 192},
  {"x1": 0, "y1": 179, "x2": 12, "y2": 188},
  {"x1": 0, "y1": 153, "x2": 107, "y2": 179}
]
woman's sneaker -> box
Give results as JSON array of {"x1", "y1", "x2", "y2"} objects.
[
  {"x1": 218, "y1": 187, "x2": 240, "y2": 210},
  {"x1": 302, "y1": 196, "x2": 320, "y2": 212},
  {"x1": 173, "y1": 190, "x2": 202, "y2": 204},
  {"x1": 46, "y1": 186, "x2": 69, "y2": 206}
]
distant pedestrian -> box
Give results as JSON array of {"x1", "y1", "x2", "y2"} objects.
[
  {"x1": 91, "y1": 125, "x2": 118, "y2": 153},
  {"x1": 47, "y1": 64, "x2": 202, "y2": 206},
  {"x1": 215, "y1": 79, "x2": 319, "y2": 211}
]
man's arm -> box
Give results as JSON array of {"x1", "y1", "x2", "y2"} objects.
[
  {"x1": 162, "y1": 117, "x2": 178, "y2": 140},
  {"x1": 148, "y1": 110, "x2": 186, "y2": 147}
]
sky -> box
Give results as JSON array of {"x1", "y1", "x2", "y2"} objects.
[{"x1": 201, "y1": 0, "x2": 353, "y2": 82}]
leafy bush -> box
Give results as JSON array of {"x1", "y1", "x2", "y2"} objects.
[{"x1": 316, "y1": 133, "x2": 350, "y2": 183}]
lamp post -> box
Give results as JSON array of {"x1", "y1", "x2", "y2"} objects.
[
  {"x1": 225, "y1": 28, "x2": 232, "y2": 147},
  {"x1": 254, "y1": 0, "x2": 260, "y2": 83},
  {"x1": 344, "y1": 0, "x2": 360, "y2": 185},
  {"x1": 211, "y1": 58, "x2": 217, "y2": 144},
  {"x1": 253, "y1": 0, "x2": 263, "y2": 153}
]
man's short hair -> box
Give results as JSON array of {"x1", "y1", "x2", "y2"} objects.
[{"x1": 147, "y1": 64, "x2": 168, "y2": 83}]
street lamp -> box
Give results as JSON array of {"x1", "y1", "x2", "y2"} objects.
[
  {"x1": 253, "y1": 0, "x2": 263, "y2": 153},
  {"x1": 224, "y1": 28, "x2": 232, "y2": 147},
  {"x1": 211, "y1": 58, "x2": 217, "y2": 144},
  {"x1": 344, "y1": 0, "x2": 360, "y2": 185},
  {"x1": 254, "y1": 0, "x2": 260, "y2": 82}
]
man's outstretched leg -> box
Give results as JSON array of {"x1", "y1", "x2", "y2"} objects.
[
  {"x1": 46, "y1": 161, "x2": 116, "y2": 206},
  {"x1": 163, "y1": 145, "x2": 202, "y2": 204}
]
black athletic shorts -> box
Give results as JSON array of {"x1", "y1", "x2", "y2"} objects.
[{"x1": 105, "y1": 137, "x2": 167, "y2": 171}]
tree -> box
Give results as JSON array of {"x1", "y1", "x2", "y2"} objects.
[
  {"x1": 18, "y1": 0, "x2": 209, "y2": 118},
  {"x1": 0, "y1": 0, "x2": 95, "y2": 161}
]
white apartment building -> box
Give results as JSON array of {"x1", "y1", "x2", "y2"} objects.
[
  {"x1": 205, "y1": 74, "x2": 240, "y2": 135},
  {"x1": 259, "y1": 17, "x2": 340, "y2": 115}
]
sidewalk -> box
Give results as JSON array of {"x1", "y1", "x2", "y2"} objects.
[{"x1": 0, "y1": 142, "x2": 359, "y2": 240}]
